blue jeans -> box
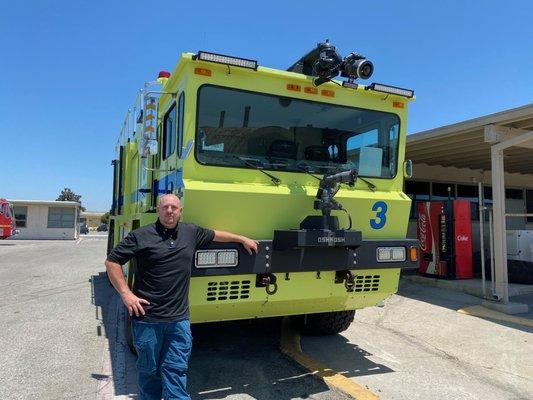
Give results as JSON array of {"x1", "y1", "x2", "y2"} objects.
[{"x1": 132, "y1": 319, "x2": 193, "y2": 400}]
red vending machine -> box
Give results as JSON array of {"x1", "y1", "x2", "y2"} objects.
[{"x1": 417, "y1": 200, "x2": 473, "y2": 279}]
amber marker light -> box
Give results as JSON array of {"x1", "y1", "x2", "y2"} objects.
[
  {"x1": 287, "y1": 84, "x2": 301, "y2": 92},
  {"x1": 393, "y1": 101, "x2": 405, "y2": 109},
  {"x1": 410, "y1": 246, "x2": 418, "y2": 262},
  {"x1": 195, "y1": 68, "x2": 212, "y2": 76}
]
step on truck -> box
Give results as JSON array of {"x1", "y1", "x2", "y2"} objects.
[{"x1": 108, "y1": 41, "x2": 419, "y2": 340}]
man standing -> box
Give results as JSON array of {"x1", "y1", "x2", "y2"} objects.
[{"x1": 105, "y1": 194, "x2": 258, "y2": 400}]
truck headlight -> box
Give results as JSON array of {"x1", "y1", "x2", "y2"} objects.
[
  {"x1": 195, "y1": 249, "x2": 239, "y2": 268},
  {"x1": 376, "y1": 247, "x2": 406, "y2": 262}
]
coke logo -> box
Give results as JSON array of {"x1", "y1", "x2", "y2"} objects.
[
  {"x1": 456, "y1": 235, "x2": 469, "y2": 242},
  {"x1": 419, "y1": 212, "x2": 428, "y2": 251}
]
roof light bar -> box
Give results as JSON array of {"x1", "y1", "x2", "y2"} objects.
[
  {"x1": 195, "y1": 51, "x2": 258, "y2": 70},
  {"x1": 367, "y1": 83, "x2": 414, "y2": 98}
]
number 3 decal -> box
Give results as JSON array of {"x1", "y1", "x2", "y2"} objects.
[{"x1": 370, "y1": 201, "x2": 388, "y2": 229}]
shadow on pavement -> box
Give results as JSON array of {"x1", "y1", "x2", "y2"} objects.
[
  {"x1": 301, "y1": 333, "x2": 394, "y2": 379},
  {"x1": 90, "y1": 271, "x2": 132, "y2": 395},
  {"x1": 90, "y1": 276, "x2": 349, "y2": 399},
  {"x1": 189, "y1": 318, "x2": 345, "y2": 400}
]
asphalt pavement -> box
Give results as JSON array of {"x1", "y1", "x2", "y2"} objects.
[
  {"x1": 111, "y1": 290, "x2": 351, "y2": 399},
  {"x1": 0, "y1": 236, "x2": 349, "y2": 400},
  {"x1": 0, "y1": 235, "x2": 113, "y2": 400},
  {"x1": 1, "y1": 235, "x2": 532, "y2": 400}
]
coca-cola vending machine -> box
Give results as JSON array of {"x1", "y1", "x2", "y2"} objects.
[{"x1": 417, "y1": 200, "x2": 473, "y2": 279}]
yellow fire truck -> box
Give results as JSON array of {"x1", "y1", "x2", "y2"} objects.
[{"x1": 109, "y1": 41, "x2": 418, "y2": 341}]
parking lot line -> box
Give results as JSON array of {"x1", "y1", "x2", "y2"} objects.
[
  {"x1": 458, "y1": 305, "x2": 533, "y2": 327},
  {"x1": 280, "y1": 318, "x2": 380, "y2": 400}
]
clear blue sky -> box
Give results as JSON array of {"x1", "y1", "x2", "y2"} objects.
[{"x1": 1, "y1": 1, "x2": 532, "y2": 211}]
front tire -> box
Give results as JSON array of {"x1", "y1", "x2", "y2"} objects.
[{"x1": 290, "y1": 310, "x2": 356, "y2": 335}]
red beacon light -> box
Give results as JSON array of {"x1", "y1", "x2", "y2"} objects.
[{"x1": 157, "y1": 70, "x2": 171, "y2": 84}]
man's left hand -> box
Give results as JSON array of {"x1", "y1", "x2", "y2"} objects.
[
  {"x1": 213, "y1": 230, "x2": 259, "y2": 255},
  {"x1": 241, "y1": 237, "x2": 259, "y2": 255}
]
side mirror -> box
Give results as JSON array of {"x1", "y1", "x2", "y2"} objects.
[
  {"x1": 403, "y1": 159, "x2": 413, "y2": 178},
  {"x1": 146, "y1": 140, "x2": 158, "y2": 156},
  {"x1": 140, "y1": 139, "x2": 158, "y2": 158}
]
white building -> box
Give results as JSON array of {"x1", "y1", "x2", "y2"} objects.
[
  {"x1": 80, "y1": 211, "x2": 105, "y2": 230},
  {"x1": 9, "y1": 200, "x2": 80, "y2": 240}
]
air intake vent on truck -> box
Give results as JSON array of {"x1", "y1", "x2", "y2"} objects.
[
  {"x1": 206, "y1": 280, "x2": 251, "y2": 301},
  {"x1": 354, "y1": 275, "x2": 380, "y2": 292}
]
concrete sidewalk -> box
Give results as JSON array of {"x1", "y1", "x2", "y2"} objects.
[
  {"x1": 301, "y1": 279, "x2": 533, "y2": 400},
  {"x1": 403, "y1": 274, "x2": 533, "y2": 298},
  {"x1": 403, "y1": 274, "x2": 533, "y2": 318}
]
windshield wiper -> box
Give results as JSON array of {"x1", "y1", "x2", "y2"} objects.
[
  {"x1": 295, "y1": 163, "x2": 322, "y2": 181},
  {"x1": 358, "y1": 176, "x2": 377, "y2": 192},
  {"x1": 234, "y1": 156, "x2": 281, "y2": 186}
]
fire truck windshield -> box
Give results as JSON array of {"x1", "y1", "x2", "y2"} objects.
[{"x1": 196, "y1": 85, "x2": 400, "y2": 178}]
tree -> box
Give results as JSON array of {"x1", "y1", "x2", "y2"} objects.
[
  {"x1": 56, "y1": 188, "x2": 86, "y2": 211},
  {"x1": 101, "y1": 212, "x2": 110, "y2": 224}
]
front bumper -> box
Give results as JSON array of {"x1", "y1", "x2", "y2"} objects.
[{"x1": 192, "y1": 237, "x2": 419, "y2": 278}]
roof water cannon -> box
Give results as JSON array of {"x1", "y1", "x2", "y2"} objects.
[
  {"x1": 312, "y1": 41, "x2": 344, "y2": 86},
  {"x1": 287, "y1": 40, "x2": 373, "y2": 86},
  {"x1": 341, "y1": 52, "x2": 374, "y2": 82}
]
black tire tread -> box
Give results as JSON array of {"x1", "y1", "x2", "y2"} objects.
[{"x1": 291, "y1": 310, "x2": 355, "y2": 335}]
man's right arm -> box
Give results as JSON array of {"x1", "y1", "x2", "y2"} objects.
[
  {"x1": 105, "y1": 260, "x2": 149, "y2": 317},
  {"x1": 105, "y1": 232, "x2": 149, "y2": 317}
]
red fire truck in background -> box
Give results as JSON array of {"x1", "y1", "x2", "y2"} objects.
[{"x1": 0, "y1": 198, "x2": 16, "y2": 239}]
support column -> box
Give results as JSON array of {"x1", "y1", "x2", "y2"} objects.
[
  {"x1": 489, "y1": 147, "x2": 508, "y2": 303},
  {"x1": 483, "y1": 124, "x2": 532, "y2": 314}
]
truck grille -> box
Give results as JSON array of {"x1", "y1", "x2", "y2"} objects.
[
  {"x1": 353, "y1": 275, "x2": 380, "y2": 292},
  {"x1": 206, "y1": 280, "x2": 251, "y2": 301}
]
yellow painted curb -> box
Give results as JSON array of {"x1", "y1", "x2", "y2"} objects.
[
  {"x1": 280, "y1": 318, "x2": 380, "y2": 400},
  {"x1": 458, "y1": 305, "x2": 533, "y2": 327}
]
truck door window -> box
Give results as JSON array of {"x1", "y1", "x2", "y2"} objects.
[
  {"x1": 162, "y1": 103, "x2": 177, "y2": 160},
  {"x1": 177, "y1": 92, "x2": 185, "y2": 157}
]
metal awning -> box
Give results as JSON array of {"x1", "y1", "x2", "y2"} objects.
[
  {"x1": 406, "y1": 104, "x2": 533, "y2": 314},
  {"x1": 407, "y1": 104, "x2": 533, "y2": 174}
]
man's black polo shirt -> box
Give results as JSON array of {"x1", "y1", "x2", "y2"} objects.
[{"x1": 107, "y1": 220, "x2": 214, "y2": 322}]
